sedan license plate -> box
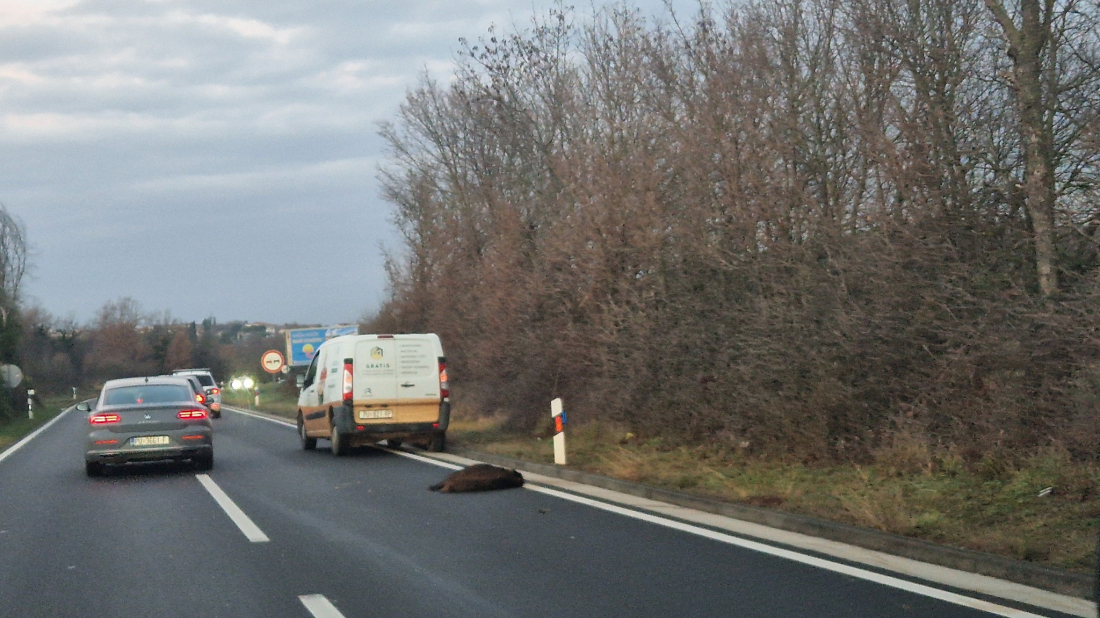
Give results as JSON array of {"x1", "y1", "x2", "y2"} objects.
[
  {"x1": 131, "y1": 436, "x2": 170, "y2": 447},
  {"x1": 358, "y1": 409, "x2": 393, "y2": 420}
]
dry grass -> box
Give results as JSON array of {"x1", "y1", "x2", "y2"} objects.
[
  {"x1": 223, "y1": 382, "x2": 298, "y2": 418},
  {"x1": 0, "y1": 395, "x2": 72, "y2": 452},
  {"x1": 448, "y1": 412, "x2": 1100, "y2": 573}
]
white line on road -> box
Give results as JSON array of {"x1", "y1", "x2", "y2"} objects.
[
  {"x1": 232, "y1": 406, "x2": 1073, "y2": 617},
  {"x1": 523, "y1": 484, "x2": 1048, "y2": 618},
  {"x1": 390, "y1": 448, "x2": 1069, "y2": 618},
  {"x1": 195, "y1": 473, "x2": 271, "y2": 543},
  {"x1": 224, "y1": 405, "x2": 295, "y2": 428},
  {"x1": 299, "y1": 594, "x2": 346, "y2": 618},
  {"x1": 0, "y1": 407, "x2": 70, "y2": 466}
]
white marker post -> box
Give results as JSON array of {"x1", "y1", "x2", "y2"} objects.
[
  {"x1": 27, "y1": 389, "x2": 34, "y2": 420},
  {"x1": 551, "y1": 398, "x2": 567, "y2": 465}
]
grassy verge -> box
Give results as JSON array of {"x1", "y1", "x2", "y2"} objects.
[
  {"x1": 0, "y1": 394, "x2": 74, "y2": 452},
  {"x1": 448, "y1": 413, "x2": 1100, "y2": 574},
  {"x1": 222, "y1": 382, "x2": 297, "y2": 418}
]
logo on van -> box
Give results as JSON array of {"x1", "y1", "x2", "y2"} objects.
[{"x1": 371, "y1": 347, "x2": 384, "y2": 360}]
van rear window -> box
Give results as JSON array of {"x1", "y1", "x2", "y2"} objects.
[
  {"x1": 104, "y1": 385, "x2": 193, "y2": 405},
  {"x1": 194, "y1": 375, "x2": 215, "y2": 387}
]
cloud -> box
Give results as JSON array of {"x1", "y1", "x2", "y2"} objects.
[{"x1": 3, "y1": 0, "x2": 694, "y2": 324}]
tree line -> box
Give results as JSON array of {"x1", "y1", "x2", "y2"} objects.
[
  {"x1": 369, "y1": 0, "x2": 1100, "y2": 463},
  {"x1": 5, "y1": 291, "x2": 287, "y2": 422}
]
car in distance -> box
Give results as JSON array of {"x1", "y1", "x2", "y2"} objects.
[
  {"x1": 80, "y1": 376, "x2": 213, "y2": 477},
  {"x1": 172, "y1": 368, "x2": 221, "y2": 417},
  {"x1": 178, "y1": 374, "x2": 217, "y2": 417}
]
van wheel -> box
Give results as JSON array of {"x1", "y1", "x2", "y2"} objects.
[
  {"x1": 387, "y1": 439, "x2": 402, "y2": 448},
  {"x1": 331, "y1": 425, "x2": 347, "y2": 457},
  {"x1": 298, "y1": 414, "x2": 316, "y2": 450},
  {"x1": 427, "y1": 432, "x2": 446, "y2": 453}
]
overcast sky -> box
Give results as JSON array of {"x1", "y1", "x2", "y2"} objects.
[{"x1": 1, "y1": 0, "x2": 694, "y2": 327}]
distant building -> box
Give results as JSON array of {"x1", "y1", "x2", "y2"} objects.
[{"x1": 244, "y1": 322, "x2": 278, "y2": 336}]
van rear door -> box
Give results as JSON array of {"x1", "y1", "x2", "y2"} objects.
[
  {"x1": 354, "y1": 339, "x2": 397, "y2": 401},
  {"x1": 395, "y1": 337, "x2": 441, "y2": 401}
]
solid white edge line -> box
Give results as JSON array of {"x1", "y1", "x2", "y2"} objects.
[
  {"x1": 223, "y1": 406, "x2": 295, "y2": 427},
  {"x1": 387, "y1": 448, "x2": 1064, "y2": 618},
  {"x1": 299, "y1": 594, "x2": 346, "y2": 618},
  {"x1": 525, "y1": 484, "x2": 1049, "y2": 618},
  {"x1": 0, "y1": 407, "x2": 71, "y2": 465},
  {"x1": 231, "y1": 408, "x2": 1069, "y2": 618},
  {"x1": 195, "y1": 473, "x2": 270, "y2": 543}
]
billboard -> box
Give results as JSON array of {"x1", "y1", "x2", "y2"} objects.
[{"x1": 286, "y1": 325, "x2": 359, "y2": 366}]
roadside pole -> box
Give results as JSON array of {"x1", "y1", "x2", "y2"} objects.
[
  {"x1": 27, "y1": 388, "x2": 34, "y2": 419},
  {"x1": 551, "y1": 397, "x2": 566, "y2": 465}
]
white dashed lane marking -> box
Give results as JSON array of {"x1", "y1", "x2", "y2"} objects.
[
  {"x1": 195, "y1": 473, "x2": 270, "y2": 543},
  {"x1": 299, "y1": 594, "x2": 346, "y2": 618}
]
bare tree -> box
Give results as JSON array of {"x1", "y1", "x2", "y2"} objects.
[
  {"x1": 372, "y1": 1, "x2": 1100, "y2": 460},
  {"x1": 0, "y1": 204, "x2": 27, "y2": 328},
  {"x1": 982, "y1": 0, "x2": 1100, "y2": 295}
]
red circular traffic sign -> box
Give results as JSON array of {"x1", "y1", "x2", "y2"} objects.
[{"x1": 261, "y1": 350, "x2": 286, "y2": 374}]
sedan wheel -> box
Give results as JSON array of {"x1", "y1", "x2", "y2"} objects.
[
  {"x1": 85, "y1": 461, "x2": 104, "y2": 477},
  {"x1": 194, "y1": 451, "x2": 214, "y2": 472}
]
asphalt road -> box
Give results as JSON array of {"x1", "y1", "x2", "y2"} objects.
[{"x1": 0, "y1": 407, "x2": 1078, "y2": 618}]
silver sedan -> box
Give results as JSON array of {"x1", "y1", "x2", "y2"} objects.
[{"x1": 81, "y1": 376, "x2": 214, "y2": 477}]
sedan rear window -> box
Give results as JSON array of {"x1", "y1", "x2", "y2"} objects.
[{"x1": 104, "y1": 385, "x2": 193, "y2": 405}]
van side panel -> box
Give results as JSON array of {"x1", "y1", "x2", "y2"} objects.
[{"x1": 299, "y1": 344, "x2": 329, "y2": 435}]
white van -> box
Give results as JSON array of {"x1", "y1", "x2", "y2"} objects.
[{"x1": 296, "y1": 333, "x2": 450, "y2": 455}]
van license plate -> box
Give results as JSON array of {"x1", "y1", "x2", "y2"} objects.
[
  {"x1": 358, "y1": 409, "x2": 393, "y2": 420},
  {"x1": 131, "y1": 436, "x2": 170, "y2": 446}
]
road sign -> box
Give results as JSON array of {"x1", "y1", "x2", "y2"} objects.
[
  {"x1": 261, "y1": 350, "x2": 286, "y2": 374},
  {"x1": 285, "y1": 325, "x2": 359, "y2": 366},
  {"x1": 0, "y1": 364, "x2": 22, "y2": 388}
]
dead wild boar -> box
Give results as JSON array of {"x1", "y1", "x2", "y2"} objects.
[{"x1": 429, "y1": 464, "x2": 525, "y2": 493}]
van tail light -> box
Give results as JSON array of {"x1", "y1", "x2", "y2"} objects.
[
  {"x1": 90, "y1": 413, "x2": 120, "y2": 425},
  {"x1": 178, "y1": 409, "x2": 208, "y2": 420},
  {"x1": 439, "y1": 358, "x2": 449, "y2": 398},
  {"x1": 211, "y1": 388, "x2": 220, "y2": 395},
  {"x1": 343, "y1": 358, "x2": 354, "y2": 404}
]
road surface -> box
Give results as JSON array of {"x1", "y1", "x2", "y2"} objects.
[{"x1": 0, "y1": 407, "x2": 1082, "y2": 618}]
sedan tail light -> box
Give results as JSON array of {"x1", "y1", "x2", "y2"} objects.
[
  {"x1": 89, "y1": 413, "x2": 120, "y2": 425},
  {"x1": 178, "y1": 409, "x2": 208, "y2": 420},
  {"x1": 195, "y1": 393, "x2": 207, "y2": 404}
]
